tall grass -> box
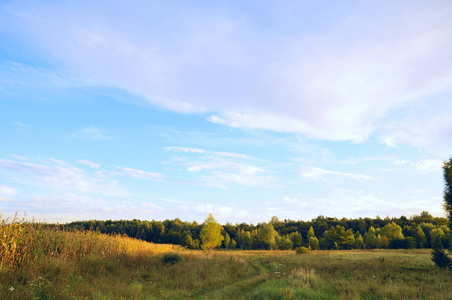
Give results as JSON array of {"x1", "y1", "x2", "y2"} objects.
[
  {"x1": 0, "y1": 214, "x2": 175, "y2": 270},
  {"x1": 3, "y1": 215, "x2": 452, "y2": 299}
]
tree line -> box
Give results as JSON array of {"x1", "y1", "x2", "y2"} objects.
[{"x1": 61, "y1": 211, "x2": 450, "y2": 251}]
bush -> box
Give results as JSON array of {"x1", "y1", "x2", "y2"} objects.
[
  {"x1": 431, "y1": 248, "x2": 452, "y2": 268},
  {"x1": 159, "y1": 252, "x2": 184, "y2": 265},
  {"x1": 295, "y1": 246, "x2": 310, "y2": 254}
]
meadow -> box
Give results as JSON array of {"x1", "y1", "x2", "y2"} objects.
[{"x1": 1, "y1": 216, "x2": 452, "y2": 299}]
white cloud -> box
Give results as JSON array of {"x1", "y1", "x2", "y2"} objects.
[
  {"x1": 5, "y1": 1, "x2": 452, "y2": 148},
  {"x1": 9, "y1": 154, "x2": 29, "y2": 161},
  {"x1": 166, "y1": 147, "x2": 206, "y2": 154},
  {"x1": 0, "y1": 158, "x2": 131, "y2": 198},
  {"x1": 300, "y1": 167, "x2": 375, "y2": 182},
  {"x1": 0, "y1": 185, "x2": 16, "y2": 196},
  {"x1": 166, "y1": 146, "x2": 254, "y2": 160},
  {"x1": 200, "y1": 171, "x2": 275, "y2": 188},
  {"x1": 77, "y1": 159, "x2": 101, "y2": 169},
  {"x1": 82, "y1": 127, "x2": 110, "y2": 141},
  {"x1": 115, "y1": 167, "x2": 165, "y2": 181},
  {"x1": 166, "y1": 146, "x2": 272, "y2": 187},
  {"x1": 392, "y1": 159, "x2": 443, "y2": 173}
]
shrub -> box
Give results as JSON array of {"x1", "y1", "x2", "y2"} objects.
[
  {"x1": 159, "y1": 252, "x2": 184, "y2": 265},
  {"x1": 431, "y1": 248, "x2": 452, "y2": 269},
  {"x1": 431, "y1": 236, "x2": 452, "y2": 269},
  {"x1": 295, "y1": 246, "x2": 310, "y2": 254}
]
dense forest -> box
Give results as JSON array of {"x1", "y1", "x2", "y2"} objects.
[{"x1": 61, "y1": 211, "x2": 450, "y2": 251}]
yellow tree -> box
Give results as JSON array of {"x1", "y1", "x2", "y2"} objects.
[{"x1": 200, "y1": 213, "x2": 224, "y2": 253}]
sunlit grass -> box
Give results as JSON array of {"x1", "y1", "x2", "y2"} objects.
[
  {"x1": 1, "y1": 214, "x2": 175, "y2": 270},
  {"x1": 2, "y1": 215, "x2": 452, "y2": 299}
]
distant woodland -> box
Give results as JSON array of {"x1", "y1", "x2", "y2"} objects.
[{"x1": 60, "y1": 211, "x2": 450, "y2": 251}]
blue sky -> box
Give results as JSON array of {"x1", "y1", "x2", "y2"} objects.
[{"x1": 1, "y1": 0, "x2": 452, "y2": 224}]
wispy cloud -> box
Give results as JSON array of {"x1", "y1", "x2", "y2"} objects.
[
  {"x1": 0, "y1": 185, "x2": 16, "y2": 200},
  {"x1": 392, "y1": 159, "x2": 443, "y2": 173},
  {"x1": 0, "y1": 158, "x2": 131, "y2": 198},
  {"x1": 5, "y1": 1, "x2": 452, "y2": 148},
  {"x1": 12, "y1": 121, "x2": 33, "y2": 127},
  {"x1": 82, "y1": 127, "x2": 110, "y2": 141},
  {"x1": 166, "y1": 146, "x2": 254, "y2": 160},
  {"x1": 9, "y1": 154, "x2": 29, "y2": 161},
  {"x1": 166, "y1": 146, "x2": 275, "y2": 188},
  {"x1": 77, "y1": 159, "x2": 101, "y2": 169},
  {"x1": 115, "y1": 167, "x2": 165, "y2": 181},
  {"x1": 301, "y1": 167, "x2": 375, "y2": 182}
]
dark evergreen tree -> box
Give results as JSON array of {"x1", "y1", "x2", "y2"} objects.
[{"x1": 444, "y1": 158, "x2": 452, "y2": 228}]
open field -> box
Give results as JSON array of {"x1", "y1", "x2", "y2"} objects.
[
  {"x1": 2, "y1": 216, "x2": 452, "y2": 299},
  {"x1": 2, "y1": 248, "x2": 452, "y2": 299}
]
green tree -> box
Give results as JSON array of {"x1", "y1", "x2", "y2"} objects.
[
  {"x1": 322, "y1": 225, "x2": 355, "y2": 250},
  {"x1": 307, "y1": 226, "x2": 316, "y2": 241},
  {"x1": 230, "y1": 238, "x2": 237, "y2": 249},
  {"x1": 200, "y1": 213, "x2": 224, "y2": 253},
  {"x1": 443, "y1": 158, "x2": 452, "y2": 227},
  {"x1": 289, "y1": 231, "x2": 303, "y2": 248},
  {"x1": 308, "y1": 236, "x2": 320, "y2": 250},
  {"x1": 364, "y1": 227, "x2": 381, "y2": 249},
  {"x1": 354, "y1": 232, "x2": 364, "y2": 249},
  {"x1": 431, "y1": 158, "x2": 452, "y2": 269},
  {"x1": 224, "y1": 233, "x2": 231, "y2": 250},
  {"x1": 183, "y1": 234, "x2": 196, "y2": 249},
  {"x1": 257, "y1": 223, "x2": 278, "y2": 250},
  {"x1": 381, "y1": 222, "x2": 404, "y2": 240},
  {"x1": 413, "y1": 226, "x2": 428, "y2": 248},
  {"x1": 421, "y1": 223, "x2": 435, "y2": 248},
  {"x1": 431, "y1": 228, "x2": 445, "y2": 249},
  {"x1": 280, "y1": 237, "x2": 294, "y2": 250}
]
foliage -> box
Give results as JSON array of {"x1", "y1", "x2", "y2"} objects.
[
  {"x1": 288, "y1": 231, "x2": 302, "y2": 248},
  {"x1": 444, "y1": 158, "x2": 452, "y2": 226},
  {"x1": 61, "y1": 211, "x2": 449, "y2": 251},
  {"x1": 389, "y1": 237, "x2": 416, "y2": 249},
  {"x1": 322, "y1": 225, "x2": 355, "y2": 250},
  {"x1": 257, "y1": 222, "x2": 278, "y2": 250},
  {"x1": 431, "y1": 247, "x2": 452, "y2": 269},
  {"x1": 354, "y1": 232, "x2": 364, "y2": 249},
  {"x1": 295, "y1": 246, "x2": 310, "y2": 254},
  {"x1": 308, "y1": 236, "x2": 320, "y2": 250},
  {"x1": 159, "y1": 252, "x2": 184, "y2": 265},
  {"x1": 224, "y1": 233, "x2": 231, "y2": 250},
  {"x1": 431, "y1": 157, "x2": 452, "y2": 269},
  {"x1": 381, "y1": 222, "x2": 404, "y2": 240},
  {"x1": 414, "y1": 225, "x2": 428, "y2": 248},
  {"x1": 280, "y1": 238, "x2": 293, "y2": 250},
  {"x1": 200, "y1": 213, "x2": 224, "y2": 253}
]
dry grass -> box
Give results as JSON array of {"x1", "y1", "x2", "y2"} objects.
[
  {"x1": 0, "y1": 214, "x2": 175, "y2": 270},
  {"x1": 289, "y1": 267, "x2": 319, "y2": 288},
  {"x1": 2, "y1": 215, "x2": 452, "y2": 299}
]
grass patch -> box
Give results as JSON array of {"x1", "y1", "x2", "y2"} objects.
[{"x1": 2, "y1": 215, "x2": 452, "y2": 299}]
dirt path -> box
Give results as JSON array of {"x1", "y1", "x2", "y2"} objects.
[{"x1": 191, "y1": 257, "x2": 272, "y2": 299}]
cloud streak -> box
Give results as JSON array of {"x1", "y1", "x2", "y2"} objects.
[
  {"x1": 3, "y1": 1, "x2": 452, "y2": 149},
  {"x1": 301, "y1": 167, "x2": 375, "y2": 182}
]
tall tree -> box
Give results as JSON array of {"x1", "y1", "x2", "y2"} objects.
[
  {"x1": 444, "y1": 158, "x2": 452, "y2": 227},
  {"x1": 224, "y1": 233, "x2": 231, "y2": 250},
  {"x1": 258, "y1": 223, "x2": 278, "y2": 250},
  {"x1": 200, "y1": 213, "x2": 224, "y2": 253},
  {"x1": 431, "y1": 158, "x2": 452, "y2": 269}
]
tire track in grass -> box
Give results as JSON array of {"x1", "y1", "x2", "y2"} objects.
[{"x1": 191, "y1": 257, "x2": 271, "y2": 299}]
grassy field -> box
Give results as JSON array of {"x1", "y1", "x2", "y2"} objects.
[{"x1": 2, "y1": 217, "x2": 452, "y2": 299}]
